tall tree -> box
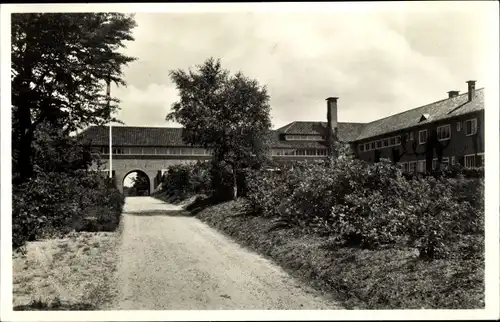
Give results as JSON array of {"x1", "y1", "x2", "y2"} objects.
[
  {"x1": 11, "y1": 13, "x2": 137, "y2": 183},
  {"x1": 166, "y1": 58, "x2": 272, "y2": 201}
]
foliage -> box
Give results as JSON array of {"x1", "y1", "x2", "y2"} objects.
[
  {"x1": 166, "y1": 57, "x2": 272, "y2": 200},
  {"x1": 130, "y1": 172, "x2": 150, "y2": 196},
  {"x1": 13, "y1": 171, "x2": 125, "y2": 250},
  {"x1": 31, "y1": 121, "x2": 94, "y2": 175},
  {"x1": 11, "y1": 12, "x2": 137, "y2": 182},
  {"x1": 246, "y1": 155, "x2": 484, "y2": 260},
  {"x1": 157, "y1": 162, "x2": 213, "y2": 202}
]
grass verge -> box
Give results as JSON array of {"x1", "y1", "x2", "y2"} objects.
[
  {"x1": 196, "y1": 199, "x2": 484, "y2": 309},
  {"x1": 13, "y1": 230, "x2": 121, "y2": 311}
]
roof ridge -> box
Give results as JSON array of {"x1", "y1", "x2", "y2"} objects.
[
  {"x1": 280, "y1": 121, "x2": 296, "y2": 133},
  {"x1": 361, "y1": 88, "x2": 483, "y2": 127}
]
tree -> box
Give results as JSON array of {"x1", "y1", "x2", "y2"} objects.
[
  {"x1": 11, "y1": 13, "x2": 137, "y2": 183},
  {"x1": 166, "y1": 58, "x2": 272, "y2": 201},
  {"x1": 131, "y1": 173, "x2": 150, "y2": 196}
]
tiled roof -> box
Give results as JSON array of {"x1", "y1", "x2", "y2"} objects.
[
  {"x1": 78, "y1": 125, "x2": 328, "y2": 148},
  {"x1": 276, "y1": 121, "x2": 366, "y2": 142},
  {"x1": 353, "y1": 88, "x2": 484, "y2": 141},
  {"x1": 78, "y1": 126, "x2": 188, "y2": 147}
]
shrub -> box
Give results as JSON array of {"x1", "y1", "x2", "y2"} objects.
[
  {"x1": 12, "y1": 171, "x2": 125, "y2": 250},
  {"x1": 158, "y1": 161, "x2": 213, "y2": 201},
  {"x1": 245, "y1": 156, "x2": 484, "y2": 260}
]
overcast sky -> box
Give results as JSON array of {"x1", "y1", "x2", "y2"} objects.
[{"x1": 109, "y1": 2, "x2": 493, "y2": 129}]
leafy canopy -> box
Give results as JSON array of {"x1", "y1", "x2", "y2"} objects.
[
  {"x1": 166, "y1": 58, "x2": 272, "y2": 167},
  {"x1": 11, "y1": 13, "x2": 137, "y2": 181}
]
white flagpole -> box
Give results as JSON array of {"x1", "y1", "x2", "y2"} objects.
[{"x1": 107, "y1": 77, "x2": 112, "y2": 179}]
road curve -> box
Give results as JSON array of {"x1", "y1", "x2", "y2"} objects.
[{"x1": 110, "y1": 196, "x2": 340, "y2": 310}]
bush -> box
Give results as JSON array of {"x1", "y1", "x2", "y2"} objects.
[
  {"x1": 13, "y1": 171, "x2": 125, "y2": 250},
  {"x1": 157, "y1": 161, "x2": 213, "y2": 201},
  {"x1": 245, "y1": 157, "x2": 484, "y2": 260}
]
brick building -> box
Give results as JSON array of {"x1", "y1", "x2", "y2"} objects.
[{"x1": 79, "y1": 79, "x2": 484, "y2": 192}]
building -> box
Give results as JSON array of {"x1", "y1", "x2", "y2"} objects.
[
  {"x1": 352, "y1": 80, "x2": 484, "y2": 172},
  {"x1": 79, "y1": 79, "x2": 484, "y2": 193}
]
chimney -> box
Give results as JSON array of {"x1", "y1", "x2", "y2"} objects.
[
  {"x1": 326, "y1": 97, "x2": 338, "y2": 135},
  {"x1": 447, "y1": 90, "x2": 459, "y2": 98},
  {"x1": 466, "y1": 80, "x2": 476, "y2": 101}
]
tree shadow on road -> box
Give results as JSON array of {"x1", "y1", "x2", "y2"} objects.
[{"x1": 124, "y1": 210, "x2": 194, "y2": 217}]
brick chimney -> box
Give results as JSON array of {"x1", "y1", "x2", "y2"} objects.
[
  {"x1": 326, "y1": 97, "x2": 338, "y2": 136},
  {"x1": 466, "y1": 80, "x2": 476, "y2": 101},
  {"x1": 447, "y1": 90, "x2": 459, "y2": 98}
]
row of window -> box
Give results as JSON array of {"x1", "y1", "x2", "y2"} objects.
[
  {"x1": 271, "y1": 148, "x2": 328, "y2": 156},
  {"x1": 94, "y1": 146, "x2": 213, "y2": 156},
  {"x1": 359, "y1": 118, "x2": 478, "y2": 153},
  {"x1": 360, "y1": 135, "x2": 402, "y2": 152},
  {"x1": 397, "y1": 153, "x2": 484, "y2": 172},
  {"x1": 285, "y1": 135, "x2": 324, "y2": 141},
  {"x1": 93, "y1": 146, "x2": 329, "y2": 157}
]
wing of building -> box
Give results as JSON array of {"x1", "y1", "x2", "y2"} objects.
[{"x1": 79, "y1": 80, "x2": 485, "y2": 177}]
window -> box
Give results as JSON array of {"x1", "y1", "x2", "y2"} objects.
[
  {"x1": 142, "y1": 147, "x2": 154, "y2": 154},
  {"x1": 129, "y1": 147, "x2": 142, "y2": 154},
  {"x1": 390, "y1": 137, "x2": 396, "y2": 146},
  {"x1": 359, "y1": 144, "x2": 365, "y2": 152},
  {"x1": 377, "y1": 140, "x2": 382, "y2": 148},
  {"x1": 419, "y1": 130, "x2": 427, "y2": 145},
  {"x1": 317, "y1": 149, "x2": 327, "y2": 156},
  {"x1": 383, "y1": 139, "x2": 389, "y2": 147},
  {"x1": 306, "y1": 149, "x2": 316, "y2": 156},
  {"x1": 365, "y1": 143, "x2": 370, "y2": 151},
  {"x1": 112, "y1": 147, "x2": 124, "y2": 154},
  {"x1": 464, "y1": 154, "x2": 476, "y2": 168},
  {"x1": 451, "y1": 156, "x2": 455, "y2": 165},
  {"x1": 409, "y1": 132, "x2": 414, "y2": 141},
  {"x1": 465, "y1": 118, "x2": 477, "y2": 136},
  {"x1": 371, "y1": 142, "x2": 375, "y2": 150},
  {"x1": 395, "y1": 136, "x2": 401, "y2": 145},
  {"x1": 402, "y1": 162, "x2": 409, "y2": 173},
  {"x1": 457, "y1": 122, "x2": 461, "y2": 131},
  {"x1": 432, "y1": 158, "x2": 438, "y2": 170},
  {"x1": 284, "y1": 149, "x2": 296, "y2": 156},
  {"x1": 296, "y1": 149, "x2": 306, "y2": 156},
  {"x1": 437, "y1": 124, "x2": 451, "y2": 141},
  {"x1": 441, "y1": 157, "x2": 449, "y2": 167},
  {"x1": 417, "y1": 160, "x2": 426, "y2": 173},
  {"x1": 409, "y1": 161, "x2": 417, "y2": 173}
]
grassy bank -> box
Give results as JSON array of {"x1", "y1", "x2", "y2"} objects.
[
  {"x1": 196, "y1": 199, "x2": 484, "y2": 309},
  {"x1": 13, "y1": 230, "x2": 121, "y2": 311}
]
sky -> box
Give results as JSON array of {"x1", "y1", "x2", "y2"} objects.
[{"x1": 110, "y1": 2, "x2": 494, "y2": 130}]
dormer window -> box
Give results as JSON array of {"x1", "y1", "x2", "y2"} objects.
[{"x1": 419, "y1": 114, "x2": 430, "y2": 122}]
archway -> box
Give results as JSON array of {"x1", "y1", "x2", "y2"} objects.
[{"x1": 123, "y1": 170, "x2": 151, "y2": 196}]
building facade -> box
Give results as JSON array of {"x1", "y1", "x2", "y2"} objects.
[{"x1": 79, "y1": 79, "x2": 485, "y2": 193}]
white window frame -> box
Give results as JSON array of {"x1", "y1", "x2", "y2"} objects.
[
  {"x1": 419, "y1": 130, "x2": 428, "y2": 145},
  {"x1": 456, "y1": 122, "x2": 461, "y2": 131},
  {"x1": 437, "y1": 124, "x2": 451, "y2": 141},
  {"x1": 464, "y1": 154, "x2": 476, "y2": 168},
  {"x1": 417, "y1": 160, "x2": 426, "y2": 173},
  {"x1": 465, "y1": 118, "x2": 478, "y2": 136}
]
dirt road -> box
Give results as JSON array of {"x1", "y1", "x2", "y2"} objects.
[{"x1": 111, "y1": 196, "x2": 340, "y2": 310}]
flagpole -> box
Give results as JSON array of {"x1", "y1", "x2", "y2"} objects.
[{"x1": 106, "y1": 76, "x2": 112, "y2": 179}]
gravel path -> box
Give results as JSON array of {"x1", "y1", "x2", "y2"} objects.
[{"x1": 111, "y1": 196, "x2": 340, "y2": 310}]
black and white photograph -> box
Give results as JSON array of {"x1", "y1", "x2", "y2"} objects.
[{"x1": 1, "y1": 2, "x2": 499, "y2": 321}]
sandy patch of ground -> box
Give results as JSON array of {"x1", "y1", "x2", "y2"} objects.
[{"x1": 13, "y1": 231, "x2": 120, "y2": 310}]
